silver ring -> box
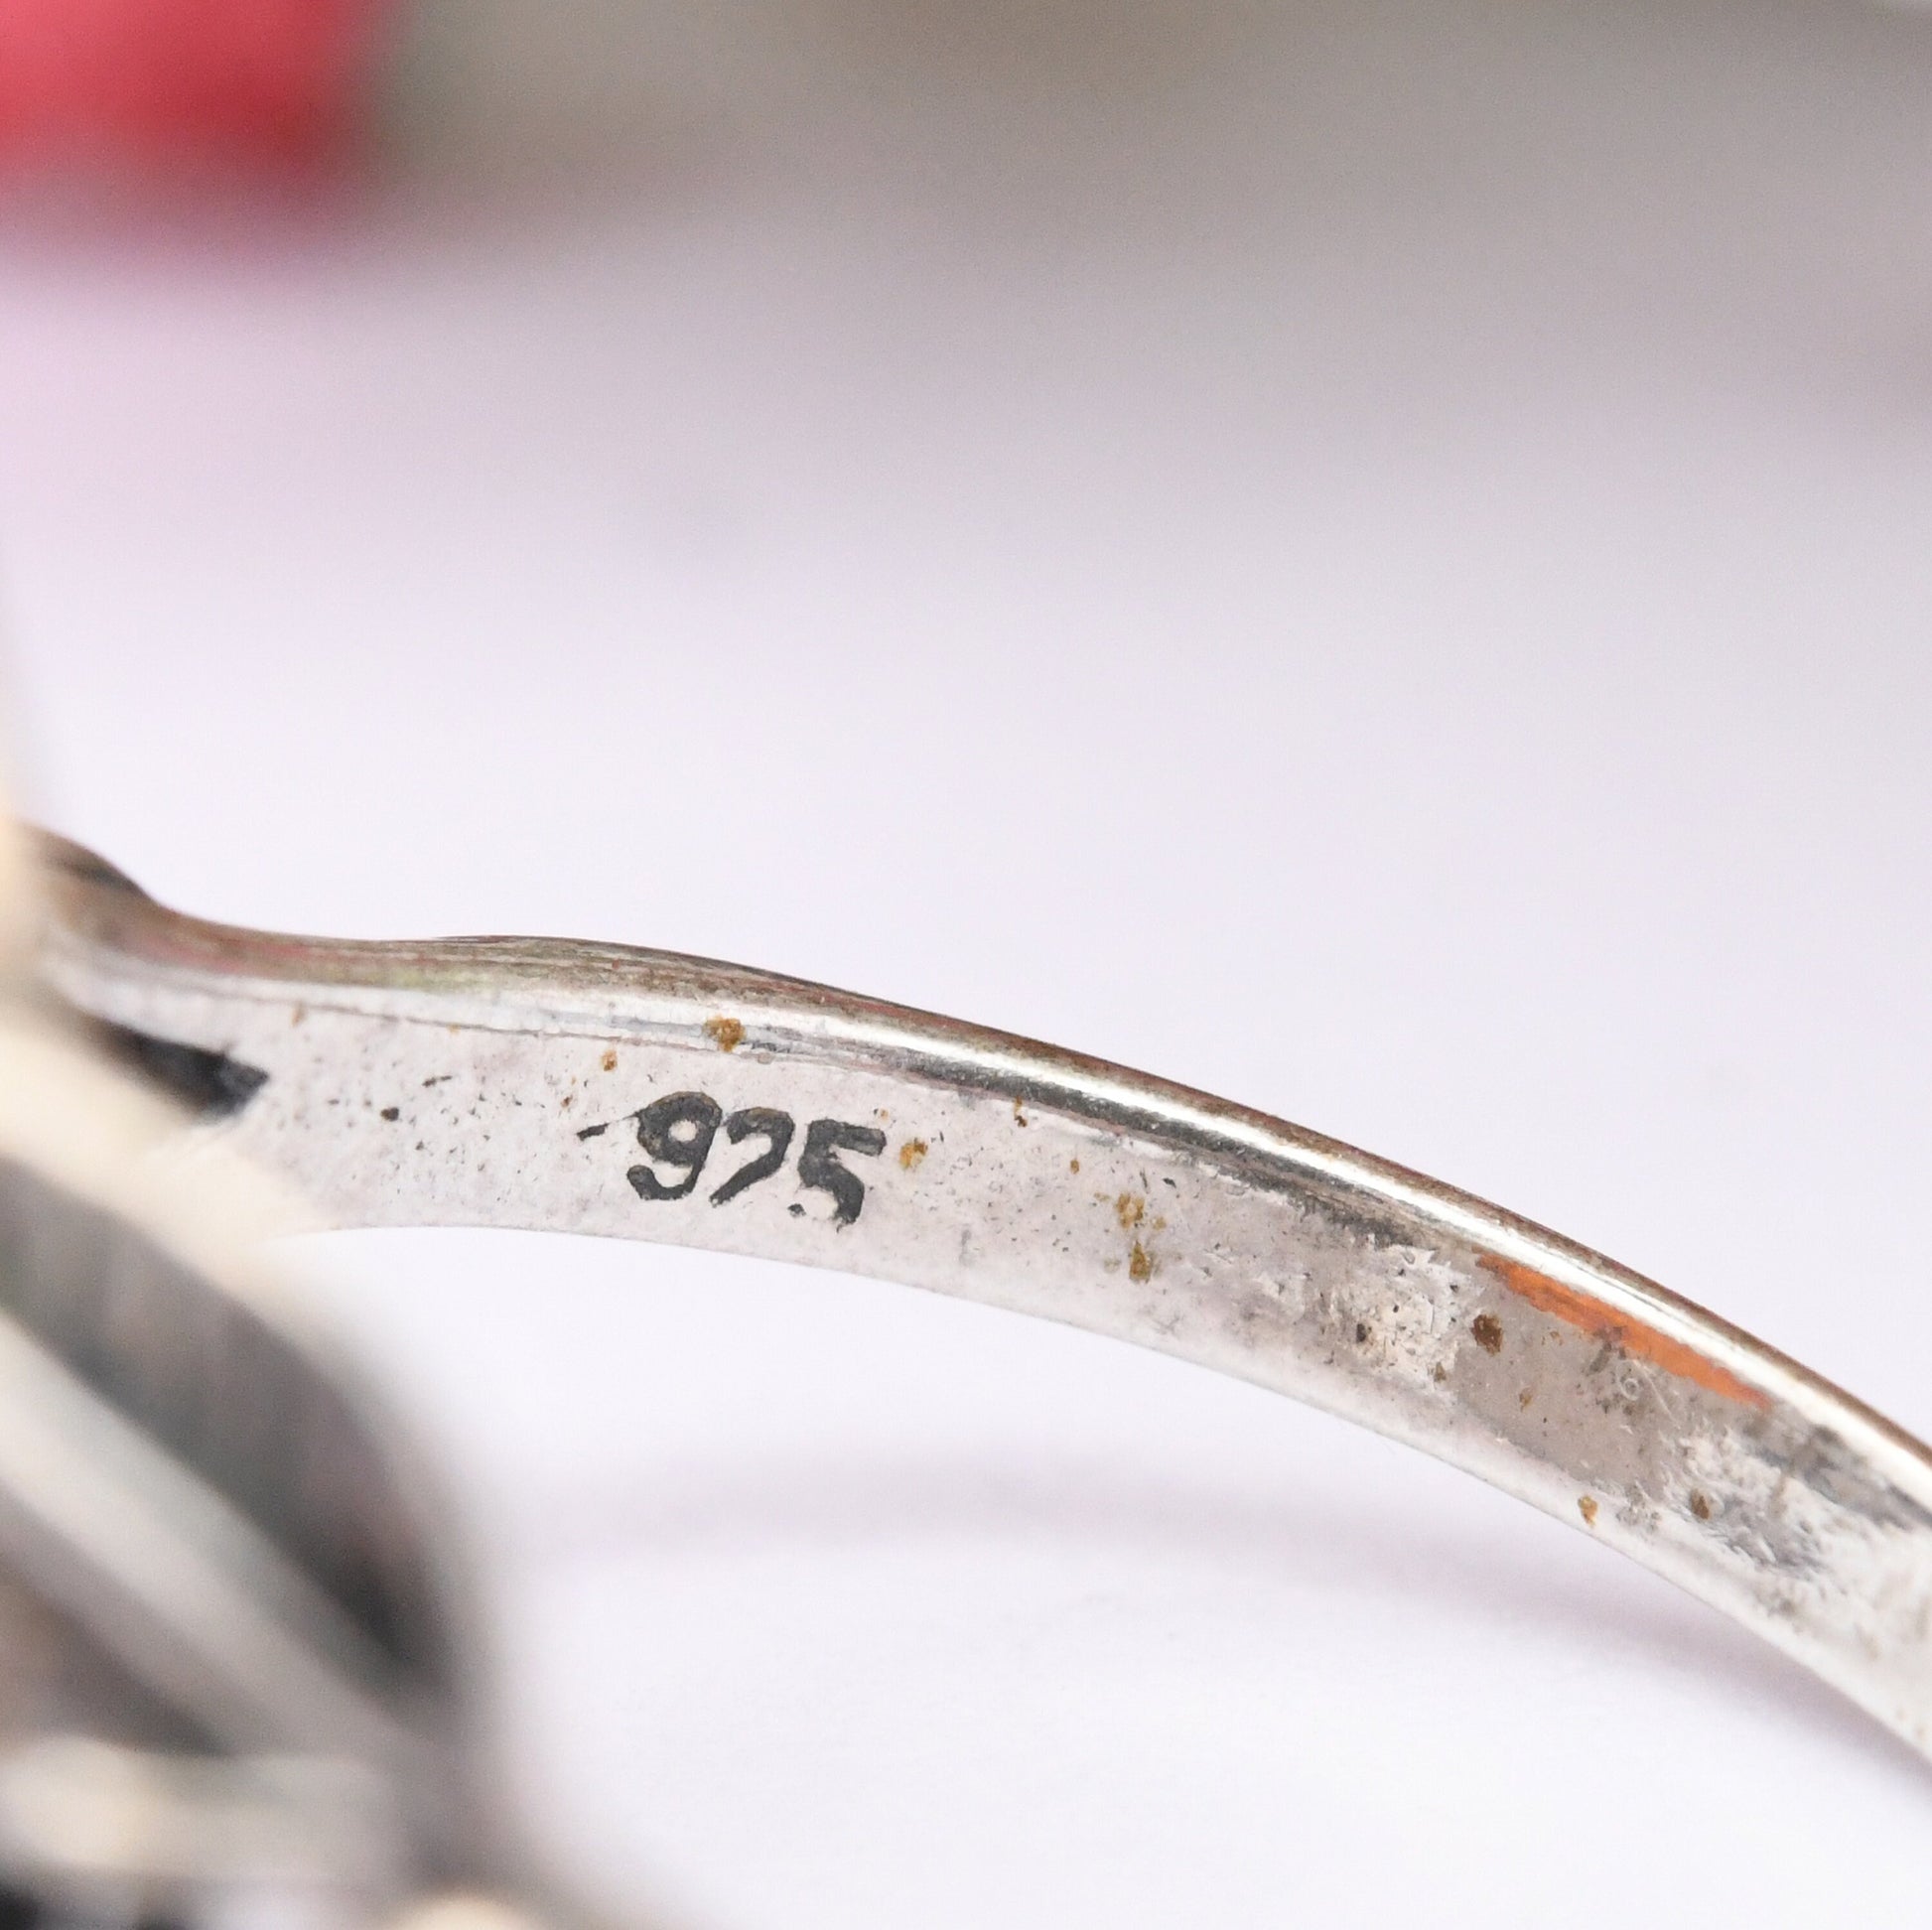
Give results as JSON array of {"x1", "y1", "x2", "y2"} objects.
[{"x1": 34, "y1": 828, "x2": 1932, "y2": 1770}]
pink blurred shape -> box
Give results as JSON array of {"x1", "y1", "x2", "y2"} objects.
[{"x1": 0, "y1": 0, "x2": 395, "y2": 173}]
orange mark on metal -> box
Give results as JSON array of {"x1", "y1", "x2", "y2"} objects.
[
  {"x1": 703, "y1": 1016, "x2": 745, "y2": 1052},
  {"x1": 1478, "y1": 1256, "x2": 1765, "y2": 1409}
]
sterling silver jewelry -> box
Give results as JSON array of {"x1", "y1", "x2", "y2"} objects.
[{"x1": 31, "y1": 824, "x2": 1932, "y2": 1804}]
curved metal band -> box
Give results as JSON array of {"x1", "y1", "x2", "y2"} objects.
[{"x1": 34, "y1": 837, "x2": 1932, "y2": 1763}]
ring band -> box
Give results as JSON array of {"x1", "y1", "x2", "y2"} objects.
[{"x1": 36, "y1": 830, "x2": 1932, "y2": 1763}]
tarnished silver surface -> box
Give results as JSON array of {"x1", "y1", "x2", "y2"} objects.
[
  {"x1": 0, "y1": 821, "x2": 583, "y2": 1927},
  {"x1": 0, "y1": 1020, "x2": 470, "y2": 1925},
  {"x1": 35, "y1": 831, "x2": 1932, "y2": 1772}
]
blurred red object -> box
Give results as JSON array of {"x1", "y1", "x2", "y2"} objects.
[{"x1": 0, "y1": 0, "x2": 394, "y2": 173}]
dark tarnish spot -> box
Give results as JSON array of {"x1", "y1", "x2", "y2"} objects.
[
  {"x1": 1690, "y1": 1490, "x2": 1714, "y2": 1522},
  {"x1": 1470, "y1": 1312, "x2": 1504, "y2": 1355},
  {"x1": 1354, "y1": 1321, "x2": 1369, "y2": 1344},
  {"x1": 41, "y1": 835, "x2": 148, "y2": 898},
  {"x1": 576, "y1": 1122, "x2": 609, "y2": 1141},
  {"x1": 96, "y1": 1022, "x2": 268, "y2": 1121},
  {"x1": 1478, "y1": 1255, "x2": 1767, "y2": 1409},
  {"x1": 379, "y1": 1107, "x2": 400, "y2": 1122},
  {"x1": 703, "y1": 1016, "x2": 746, "y2": 1052}
]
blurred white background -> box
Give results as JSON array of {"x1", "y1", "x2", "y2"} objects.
[{"x1": 1, "y1": 0, "x2": 1929, "y2": 1922}]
